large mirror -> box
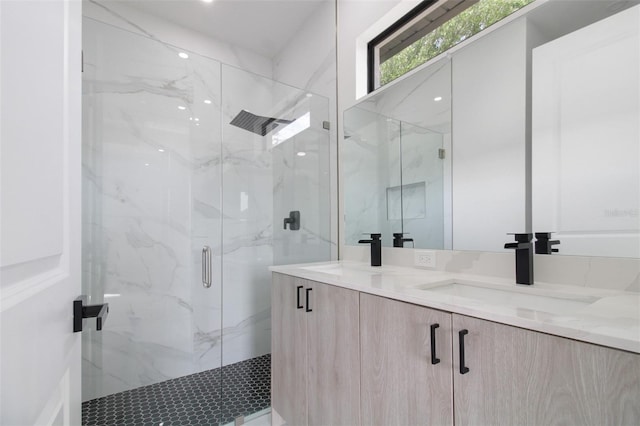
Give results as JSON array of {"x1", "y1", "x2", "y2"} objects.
[
  {"x1": 344, "y1": 58, "x2": 451, "y2": 249},
  {"x1": 343, "y1": 0, "x2": 639, "y2": 256}
]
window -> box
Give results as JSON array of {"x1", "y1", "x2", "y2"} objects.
[{"x1": 368, "y1": 0, "x2": 535, "y2": 92}]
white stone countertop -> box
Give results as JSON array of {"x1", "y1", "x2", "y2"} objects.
[{"x1": 270, "y1": 261, "x2": 640, "y2": 354}]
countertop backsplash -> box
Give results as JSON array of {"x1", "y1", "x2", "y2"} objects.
[{"x1": 342, "y1": 246, "x2": 640, "y2": 293}]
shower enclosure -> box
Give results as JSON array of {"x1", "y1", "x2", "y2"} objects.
[{"x1": 81, "y1": 19, "x2": 331, "y2": 425}]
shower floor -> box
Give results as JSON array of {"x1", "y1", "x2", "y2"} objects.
[{"x1": 82, "y1": 354, "x2": 271, "y2": 426}]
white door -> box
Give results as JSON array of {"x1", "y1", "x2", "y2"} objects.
[{"x1": 1, "y1": 1, "x2": 82, "y2": 424}]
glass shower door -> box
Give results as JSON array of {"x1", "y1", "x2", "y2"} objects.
[
  {"x1": 219, "y1": 65, "x2": 331, "y2": 424},
  {"x1": 82, "y1": 19, "x2": 331, "y2": 426},
  {"x1": 82, "y1": 19, "x2": 223, "y2": 425}
]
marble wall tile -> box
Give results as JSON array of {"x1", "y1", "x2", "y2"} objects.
[
  {"x1": 84, "y1": 0, "x2": 273, "y2": 79},
  {"x1": 220, "y1": 64, "x2": 332, "y2": 367},
  {"x1": 82, "y1": 18, "x2": 225, "y2": 401},
  {"x1": 535, "y1": 255, "x2": 640, "y2": 292},
  {"x1": 83, "y1": 0, "x2": 335, "y2": 403},
  {"x1": 272, "y1": 0, "x2": 338, "y2": 259}
]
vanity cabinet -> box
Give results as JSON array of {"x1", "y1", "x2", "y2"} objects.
[
  {"x1": 272, "y1": 275, "x2": 640, "y2": 425},
  {"x1": 360, "y1": 294, "x2": 453, "y2": 426},
  {"x1": 359, "y1": 294, "x2": 640, "y2": 425},
  {"x1": 453, "y1": 314, "x2": 640, "y2": 425},
  {"x1": 271, "y1": 273, "x2": 360, "y2": 426}
]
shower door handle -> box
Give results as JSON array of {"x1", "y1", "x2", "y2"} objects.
[{"x1": 202, "y1": 246, "x2": 212, "y2": 288}]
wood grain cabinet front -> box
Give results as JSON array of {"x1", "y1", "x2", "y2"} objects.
[
  {"x1": 272, "y1": 275, "x2": 640, "y2": 426},
  {"x1": 359, "y1": 295, "x2": 640, "y2": 426},
  {"x1": 360, "y1": 293, "x2": 454, "y2": 426},
  {"x1": 271, "y1": 273, "x2": 360, "y2": 426},
  {"x1": 452, "y1": 314, "x2": 640, "y2": 426}
]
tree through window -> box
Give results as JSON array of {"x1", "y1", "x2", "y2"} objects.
[{"x1": 369, "y1": 0, "x2": 535, "y2": 91}]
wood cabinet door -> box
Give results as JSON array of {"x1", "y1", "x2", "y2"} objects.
[
  {"x1": 306, "y1": 282, "x2": 361, "y2": 426},
  {"x1": 452, "y1": 314, "x2": 640, "y2": 425},
  {"x1": 360, "y1": 293, "x2": 454, "y2": 426},
  {"x1": 271, "y1": 273, "x2": 308, "y2": 426}
]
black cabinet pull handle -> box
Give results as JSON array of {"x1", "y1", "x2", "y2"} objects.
[
  {"x1": 459, "y1": 329, "x2": 470, "y2": 374},
  {"x1": 305, "y1": 288, "x2": 312, "y2": 312},
  {"x1": 296, "y1": 286, "x2": 304, "y2": 309},
  {"x1": 430, "y1": 323, "x2": 440, "y2": 365}
]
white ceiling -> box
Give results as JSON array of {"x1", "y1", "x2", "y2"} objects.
[{"x1": 119, "y1": 0, "x2": 331, "y2": 58}]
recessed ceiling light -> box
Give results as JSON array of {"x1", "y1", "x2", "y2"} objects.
[
  {"x1": 306, "y1": 93, "x2": 313, "y2": 98},
  {"x1": 144, "y1": 163, "x2": 150, "y2": 166},
  {"x1": 195, "y1": 123, "x2": 200, "y2": 126},
  {"x1": 202, "y1": 0, "x2": 213, "y2": 3},
  {"x1": 204, "y1": 99, "x2": 212, "y2": 104},
  {"x1": 158, "y1": 148, "x2": 165, "y2": 152},
  {"x1": 434, "y1": 96, "x2": 443, "y2": 102},
  {"x1": 297, "y1": 152, "x2": 306, "y2": 157},
  {"x1": 178, "y1": 106, "x2": 186, "y2": 110},
  {"x1": 178, "y1": 52, "x2": 189, "y2": 59}
]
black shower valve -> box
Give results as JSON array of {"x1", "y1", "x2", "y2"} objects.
[{"x1": 283, "y1": 210, "x2": 300, "y2": 230}]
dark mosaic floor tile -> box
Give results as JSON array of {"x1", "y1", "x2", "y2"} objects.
[{"x1": 82, "y1": 354, "x2": 270, "y2": 426}]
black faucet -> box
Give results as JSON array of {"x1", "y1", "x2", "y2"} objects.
[
  {"x1": 504, "y1": 233, "x2": 534, "y2": 285},
  {"x1": 392, "y1": 233, "x2": 414, "y2": 248},
  {"x1": 535, "y1": 232, "x2": 560, "y2": 254},
  {"x1": 358, "y1": 233, "x2": 382, "y2": 266}
]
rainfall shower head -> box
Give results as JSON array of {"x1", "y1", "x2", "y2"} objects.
[{"x1": 229, "y1": 109, "x2": 293, "y2": 136}]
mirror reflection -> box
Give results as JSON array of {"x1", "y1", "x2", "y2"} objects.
[
  {"x1": 343, "y1": 1, "x2": 639, "y2": 258},
  {"x1": 532, "y1": 5, "x2": 640, "y2": 258},
  {"x1": 344, "y1": 59, "x2": 451, "y2": 249}
]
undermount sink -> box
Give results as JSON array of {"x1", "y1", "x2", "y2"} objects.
[
  {"x1": 299, "y1": 263, "x2": 379, "y2": 276},
  {"x1": 416, "y1": 280, "x2": 600, "y2": 314}
]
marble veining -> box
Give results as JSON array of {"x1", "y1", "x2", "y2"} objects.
[
  {"x1": 82, "y1": 17, "x2": 332, "y2": 402},
  {"x1": 82, "y1": 18, "x2": 225, "y2": 401}
]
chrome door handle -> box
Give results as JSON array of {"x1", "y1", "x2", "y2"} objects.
[{"x1": 202, "y1": 246, "x2": 212, "y2": 288}]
